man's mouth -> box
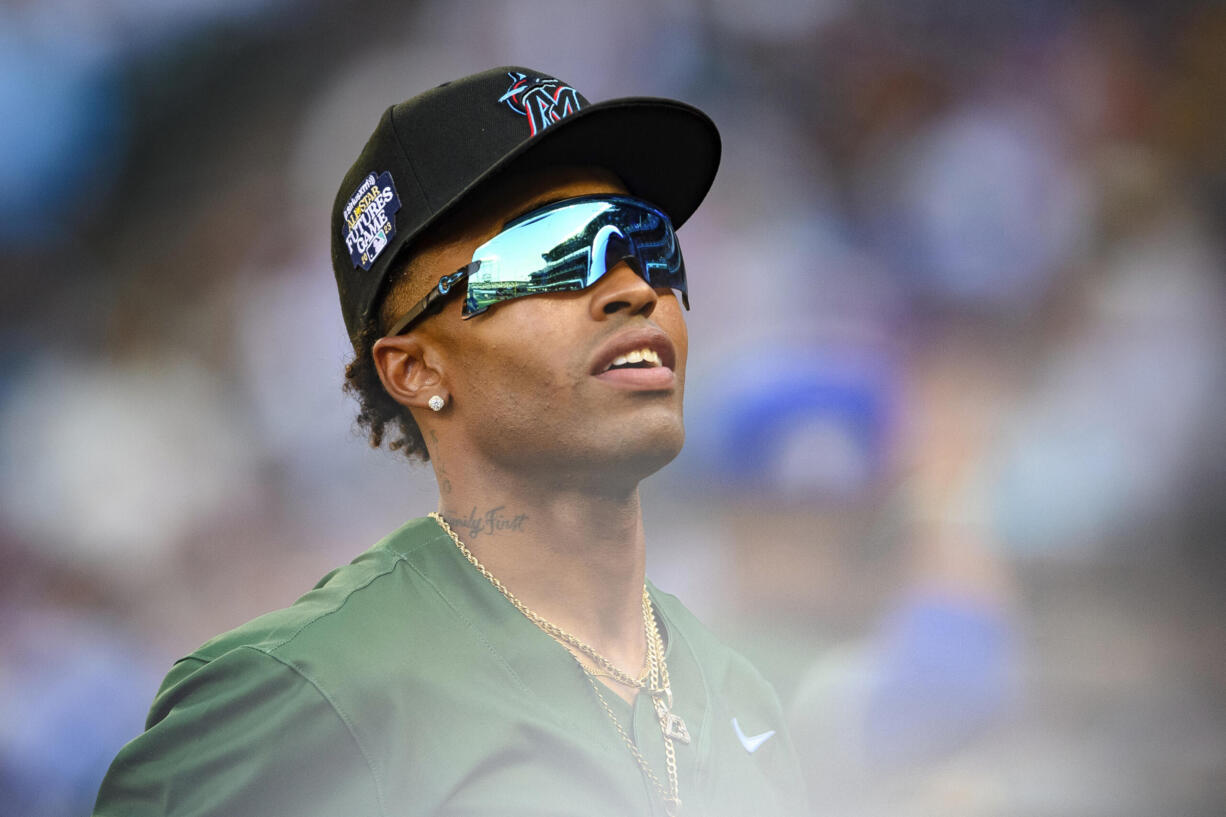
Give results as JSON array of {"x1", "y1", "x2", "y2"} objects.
[
  {"x1": 590, "y1": 330, "x2": 677, "y2": 391},
  {"x1": 602, "y1": 347, "x2": 663, "y2": 372}
]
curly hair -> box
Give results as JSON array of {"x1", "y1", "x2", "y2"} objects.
[
  {"x1": 342, "y1": 322, "x2": 430, "y2": 462},
  {"x1": 342, "y1": 253, "x2": 433, "y2": 462}
]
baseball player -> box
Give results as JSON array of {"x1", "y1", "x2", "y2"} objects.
[{"x1": 93, "y1": 66, "x2": 808, "y2": 817}]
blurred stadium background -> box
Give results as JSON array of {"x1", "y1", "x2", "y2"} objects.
[{"x1": 1, "y1": 0, "x2": 1224, "y2": 814}]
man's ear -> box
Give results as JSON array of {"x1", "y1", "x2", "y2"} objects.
[{"x1": 371, "y1": 334, "x2": 447, "y2": 411}]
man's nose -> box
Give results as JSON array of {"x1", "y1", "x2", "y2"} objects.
[{"x1": 589, "y1": 262, "x2": 658, "y2": 320}]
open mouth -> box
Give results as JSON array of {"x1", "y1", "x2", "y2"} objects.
[
  {"x1": 602, "y1": 347, "x2": 664, "y2": 372},
  {"x1": 590, "y1": 330, "x2": 677, "y2": 391}
]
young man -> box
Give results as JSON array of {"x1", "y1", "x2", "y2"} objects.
[{"x1": 94, "y1": 66, "x2": 807, "y2": 817}]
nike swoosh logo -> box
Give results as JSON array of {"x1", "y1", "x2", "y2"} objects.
[{"x1": 731, "y1": 717, "x2": 776, "y2": 753}]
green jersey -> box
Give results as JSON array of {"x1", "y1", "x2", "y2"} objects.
[{"x1": 94, "y1": 517, "x2": 807, "y2": 816}]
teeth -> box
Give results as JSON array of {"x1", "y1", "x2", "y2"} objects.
[{"x1": 606, "y1": 347, "x2": 663, "y2": 371}]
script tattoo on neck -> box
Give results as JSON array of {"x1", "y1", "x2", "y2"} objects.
[{"x1": 443, "y1": 506, "x2": 529, "y2": 540}]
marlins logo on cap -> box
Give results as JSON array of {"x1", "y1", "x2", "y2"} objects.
[{"x1": 499, "y1": 72, "x2": 584, "y2": 136}]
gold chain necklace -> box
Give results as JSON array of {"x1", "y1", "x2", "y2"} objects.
[
  {"x1": 430, "y1": 512, "x2": 687, "y2": 816},
  {"x1": 586, "y1": 586, "x2": 685, "y2": 816}
]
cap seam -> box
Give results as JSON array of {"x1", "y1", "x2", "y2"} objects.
[{"x1": 387, "y1": 103, "x2": 435, "y2": 214}]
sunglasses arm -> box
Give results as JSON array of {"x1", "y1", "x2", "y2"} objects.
[{"x1": 385, "y1": 262, "x2": 480, "y2": 336}]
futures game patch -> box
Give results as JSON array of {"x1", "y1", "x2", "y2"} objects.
[{"x1": 343, "y1": 171, "x2": 402, "y2": 270}]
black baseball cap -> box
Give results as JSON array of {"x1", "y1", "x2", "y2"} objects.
[{"x1": 330, "y1": 65, "x2": 721, "y2": 344}]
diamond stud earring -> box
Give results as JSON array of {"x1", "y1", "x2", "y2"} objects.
[{"x1": 428, "y1": 395, "x2": 446, "y2": 412}]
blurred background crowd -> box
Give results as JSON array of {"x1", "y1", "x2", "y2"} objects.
[{"x1": 1, "y1": 0, "x2": 1224, "y2": 814}]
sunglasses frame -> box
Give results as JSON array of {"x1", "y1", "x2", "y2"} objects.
[{"x1": 384, "y1": 195, "x2": 685, "y2": 337}]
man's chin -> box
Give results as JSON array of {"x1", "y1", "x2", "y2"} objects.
[
  {"x1": 517, "y1": 423, "x2": 684, "y2": 493},
  {"x1": 590, "y1": 425, "x2": 686, "y2": 487}
]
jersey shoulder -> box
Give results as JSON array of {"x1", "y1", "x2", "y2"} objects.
[{"x1": 154, "y1": 516, "x2": 451, "y2": 702}]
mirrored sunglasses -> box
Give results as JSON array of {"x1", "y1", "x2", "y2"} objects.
[{"x1": 386, "y1": 195, "x2": 687, "y2": 336}]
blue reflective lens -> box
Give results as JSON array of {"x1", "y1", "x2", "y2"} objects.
[{"x1": 462, "y1": 195, "x2": 687, "y2": 317}]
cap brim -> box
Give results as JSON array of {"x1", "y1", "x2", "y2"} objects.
[{"x1": 411, "y1": 96, "x2": 720, "y2": 250}]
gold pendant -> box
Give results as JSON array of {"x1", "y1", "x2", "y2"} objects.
[
  {"x1": 664, "y1": 795, "x2": 682, "y2": 816},
  {"x1": 662, "y1": 711, "x2": 691, "y2": 744},
  {"x1": 651, "y1": 688, "x2": 691, "y2": 744}
]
